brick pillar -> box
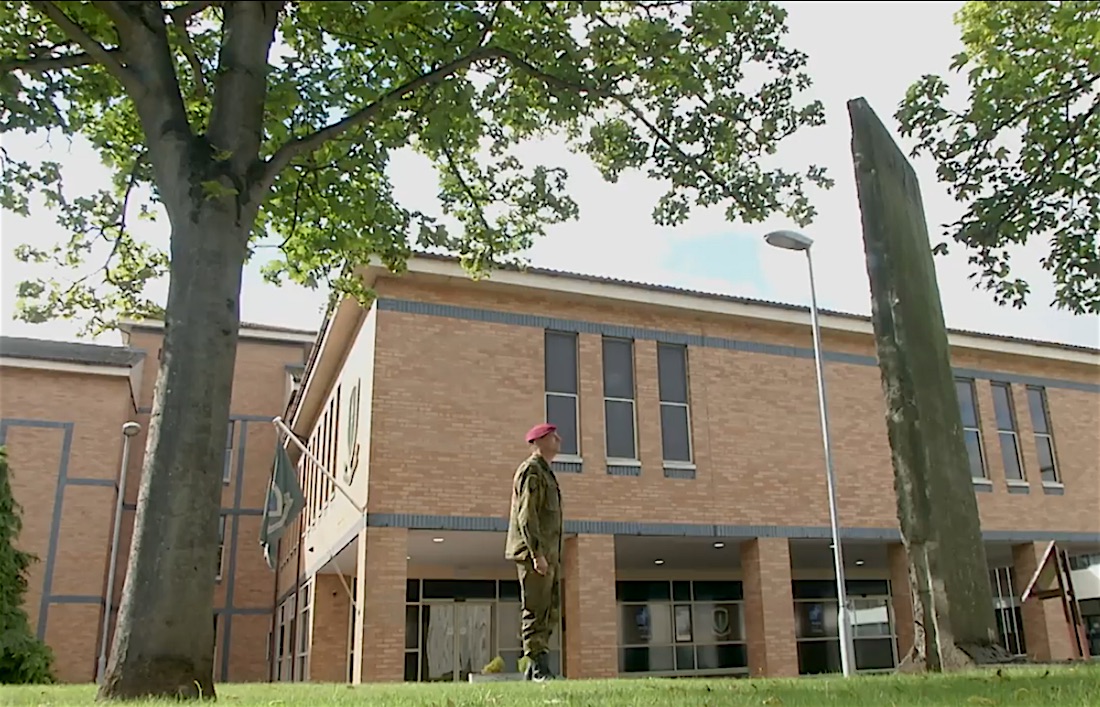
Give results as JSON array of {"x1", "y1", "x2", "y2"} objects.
[
  {"x1": 888, "y1": 543, "x2": 915, "y2": 660},
  {"x1": 633, "y1": 340, "x2": 662, "y2": 474},
  {"x1": 309, "y1": 574, "x2": 352, "y2": 682},
  {"x1": 562, "y1": 534, "x2": 618, "y2": 679},
  {"x1": 1012, "y1": 542, "x2": 1073, "y2": 661},
  {"x1": 741, "y1": 537, "x2": 798, "y2": 677},
  {"x1": 577, "y1": 334, "x2": 606, "y2": 471},
  {"x1": 351, "y1": 527, "x2": 408, "y2": 683}
]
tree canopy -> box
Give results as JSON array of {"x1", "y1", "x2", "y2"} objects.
[
  {"x1": 2, "y1": 0, "x2": 831, "y2": 335},
  {"x1": 896, "y1": 0, "x2": 1100, "y2": 315},
  {"x1": 0, "y1": 2, "x2": 831, "y2": 699}
]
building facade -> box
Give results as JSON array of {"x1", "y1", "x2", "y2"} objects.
[
  {"x1": 276, "y1": 255, "x2": 1100, "y2": 683},
  {"x1": 0, "y1": 321, "x2": 313, "y2": 683},
  {"x1": 2, "y1": 254, "x2": 1098, "y2": 684}
]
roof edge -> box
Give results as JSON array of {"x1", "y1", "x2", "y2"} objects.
[
  {"x1": 0, "y1": 336, "x2": 145, "y2": 369},
  {"x1": 369, "y1": 253, "x2": 1099, "y2": 365},
  {"x1": 120, "y1": 317, "x2": 317, "y2": 344}
]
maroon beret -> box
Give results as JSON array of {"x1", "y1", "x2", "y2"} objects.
[{"x1": 524, "y1": 423, "x2": 557, "y2": 443}]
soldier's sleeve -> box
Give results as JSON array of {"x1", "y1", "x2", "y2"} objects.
[{"x1": 515, "y1": 467, "x2": 544, "y2": 558}]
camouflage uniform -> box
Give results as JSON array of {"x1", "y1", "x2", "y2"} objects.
[{"x1": 505, "y1": 452, "x2": 563, "y2": 664}]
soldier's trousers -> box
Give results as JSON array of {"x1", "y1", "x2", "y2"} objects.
[{"x1": 516, "y1": 559, "x2": 560, "y2": 658}]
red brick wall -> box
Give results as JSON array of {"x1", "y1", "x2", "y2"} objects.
[
  {"x1": 741, "y1": 538, "x2": 798, "y2": 677},
  {"x1": 562, "y1": 535, "x2": 618, "y2": 678},
  {"x1": 0, "y1": 366, "x2": 135, "y2": 682},
  {"x1": 309, "y1": 575, "x2": 351, "y2": 682},
  {"x1": 1012, "y1": 542, "x2": 1076, "y2": 662},
  {"x1": 354, "y1": 527, "x2": 407, "y2": 683},
  {"x1": 2, "y1": 328, "x2": 308, "y2": 684},
  {"x1": 364, "y1": 274, "x2": 1100, "y2": 536}
]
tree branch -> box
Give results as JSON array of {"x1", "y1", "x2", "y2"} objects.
[
  {"x1": 166, "y1": 3, "x2": 216, "y2": 99},
  {"x1": 2, "y1": 4, "x2": 213, "y2": 78},
  {"x1": 29, "y1": 1, "x2": 137, "y2": 90},
  {"x1": 208, "y1": 1, "x2": 284, "y2": 177},
  {"x1": 440, "y1": 144, "x2": 494, "y2": 236},
  {"x1": 173, "y1": 1, "x2": 218, "y2": 22},
  {"x1": 490, "y1": 48, "x2": 736, "y2": 200},
  {"x1": 257, "y1": 44, "x2": 509, "y2": 196},
  {"x1": 0, "y1": 50, "x2": 115, "y2": 74}
]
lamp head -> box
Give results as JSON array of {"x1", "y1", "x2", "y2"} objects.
[
  {"x1": 122, "y1": 422, "x2": 141, "y2": 437},
  {"x1": 763, "y1": 229, "x2": 814, "y2": 251}
]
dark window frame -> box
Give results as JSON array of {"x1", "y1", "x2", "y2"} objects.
[
  {"x1": 602, "y1": 336, "x2": 638, "y2": 462},
  {"x1": 954, "y1": 377, "x2": 988, "y2": 480},
  {"x1": 544, "y1": 330, "x2": 581, "y2": 458},
  {"x1": 990, "y1": 381, "x2": 1025, "y2": 482},
  {"x1": 657, "y1": 343, "x2": 694, "y2": 465}
]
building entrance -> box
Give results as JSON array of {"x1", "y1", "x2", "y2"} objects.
[{"x1": 420, "y1": 601, "x2": 494, "y2": 682}]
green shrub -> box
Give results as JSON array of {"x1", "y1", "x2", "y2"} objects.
[{"x1": 0, "y1": 445, "x2": 56, "y2": 684}]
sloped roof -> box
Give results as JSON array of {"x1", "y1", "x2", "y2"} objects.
[{"x1": 0, "y1": 336, "x2": 144, "y2": 367}]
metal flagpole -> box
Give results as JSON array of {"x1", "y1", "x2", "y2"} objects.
[
  {"x1": 271, "y1": 416, "x2": 360, "y2": 605},
  {"x1": 272, "y1": 416, "x2": 365, "y2": 515}
]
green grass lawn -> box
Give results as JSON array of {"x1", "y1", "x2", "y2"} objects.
[{"x1": 3, "y1": 665, "x2": 1099, "y2": 706}]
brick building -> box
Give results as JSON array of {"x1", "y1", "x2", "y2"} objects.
[
  {"x1": 276, "y1": 255, "x2": 1099, "y2": 683},
  {"x1": 0, "y1": 321, "x2": 313, "y2": 683},
  {"x1": 1, "y1": 253, "x2": 1098, "y2": 684}
]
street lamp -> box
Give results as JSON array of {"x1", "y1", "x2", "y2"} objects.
[
  {"x1": 763, "y1": 229, "x2": 855, "y2": 678},
  {"x1": 97, "y1": 420, "x2": 142, "y2": 684}
]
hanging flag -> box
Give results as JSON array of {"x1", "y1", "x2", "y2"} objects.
[{"x1": 259, "y1": 440, "x2": 305, "y2": 571}]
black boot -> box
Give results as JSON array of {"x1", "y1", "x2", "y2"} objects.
[{"x1": 529, "y1": 652, "x2": 556, "y2": 682}]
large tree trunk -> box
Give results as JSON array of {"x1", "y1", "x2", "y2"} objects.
[
  {"x1": 97, "y1": 193, "x2": 249, "y2": 700},
  {"x1": 847, "y1": 97, "x2": 1011, "y2": 672}
]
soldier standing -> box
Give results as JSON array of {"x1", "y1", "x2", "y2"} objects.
[{"x1": 505, "y1": 422, "x2": 564, "y2": 682}]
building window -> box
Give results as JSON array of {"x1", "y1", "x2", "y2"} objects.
[
  {"x1": 990, "y1": 383, "x2": 1024, "y2": 481},
  {"x1": 616, "y1": 580, "x2": 747, "y2": 675},
  {"x1": 215, "y1": 515, "x2": 227, "y2": 581},
  {"x1": 297, "y1": 581, "x2": 312, "y2": 681},
  {"x1": 1025, "y1": 386, "x2": 1060, "y2": 484},
  {"x1": 1069, "y1": 553, "x2": 1100, "y2": 572},
  {"x1": 404, "y1": 579, "x2": 562, "y2": 682},
  {"x1": 285, "y1": 367, "x2": 303, "y2": 409},
  {"x1": 602, "y1": 337, "x2": 637, "y2": 462},
  {"x1": 989, "y1": 567, "x2": 1026, "y2": 657},
  {"x1": 954, "y1": 378, "x2": 987, "y2": 479},
  {"x1": 222, "y1": 421, "x2": 236, "y2": 484},
  {"x1": 544, "y1": 331, "x2": 580, "y2": 457},
  {"x1": 657, "y1": 344, "x2": 693, "y2": 466},
  {"x1": 275, "y1": 597, "x2": 295, "y2": 681},
  {"x1": 793, "y1": 579, "x2": 896, "y2": 674}
]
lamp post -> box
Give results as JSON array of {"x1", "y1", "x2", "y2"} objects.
[
  {"x1": 763, "y1": 229, "x2": 854, "y2": 677},
  {"x1": 97, "y1": 420, "x2": 142, "y2": 684}
]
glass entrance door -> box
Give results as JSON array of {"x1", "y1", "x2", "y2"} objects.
[
  {"x1": 421, "y1": 602, "x2": 494, "y2": 682},
  {"x1": 456, "y1": 603, "x2": 493, "y2": 681}
]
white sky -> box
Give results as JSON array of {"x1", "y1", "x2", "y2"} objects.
[{"x1": 1, "y1": 0, "x2": 1097, "y2": 349}]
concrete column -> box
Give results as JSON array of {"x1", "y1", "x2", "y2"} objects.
[
  {"x1": 309, "y1": 574, "x2": 352, "y2": 682},
  {"x1": 351, "y1": 526, "x2": 408, "y2": 683},
  {"x1": 562, "y1": 534, "x2": 618, "y2": 678},
  {"x1": 1013, "y1": 542, "x2": 1073, "y2": 662},
  {"x1": 888, "y1": 543, "x2": 915, "y2": 659},
  {"x1": 741, "y1": 537, "x2": 798, "y2": 677}
]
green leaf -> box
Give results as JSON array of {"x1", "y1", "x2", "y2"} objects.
[
  {"x1": 896, "y1": 0, "x2": 1100, "y2": 314},
  {"x1": 1, "y1": 0, "x2": 832, "y2": 333}
]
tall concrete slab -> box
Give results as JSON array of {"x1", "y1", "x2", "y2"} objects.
[{"x1": 848, "y1": 97, "x2": 1008, "y2": 670}]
